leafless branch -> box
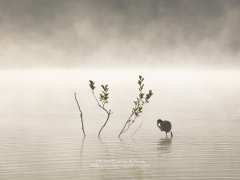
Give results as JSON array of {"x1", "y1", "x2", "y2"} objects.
[{"x1": 74, "y1": 92, "x2": 86, "y2": 137}]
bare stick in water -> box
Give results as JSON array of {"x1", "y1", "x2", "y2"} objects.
[{"x1": 74, "y1": 92, "x2": 86, "y2": 137}]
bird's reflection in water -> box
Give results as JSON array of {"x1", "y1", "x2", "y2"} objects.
[{"x1": 157, "y1": 138, "x2": 172, "y2": 153}]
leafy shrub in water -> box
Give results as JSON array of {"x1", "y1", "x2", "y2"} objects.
[
  {"x1": 89, "y1": 80, "x2": 113, "y2": 137},
  {"x1": 75, "y1": 75, "x2": 152, "y2": 138},
  {"x1": 118, "y1": 75, "x2": 153, "y2": 137}
]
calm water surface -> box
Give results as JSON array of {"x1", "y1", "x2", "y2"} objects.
[{"x1": 0, "y1": 70, "x2": 239, "y2": 179}]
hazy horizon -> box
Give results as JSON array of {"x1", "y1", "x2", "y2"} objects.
[
  {"x1": 1, "y1": 1, "x2": 240, "y2": 179},
  {"x1": 1, "y1": 0, "x2": 240, "y2": 69}
]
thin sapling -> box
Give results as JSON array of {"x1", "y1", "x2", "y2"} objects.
[
  {"x1": 118, "y1": 75, "x2": 153, "y2": 137},
  {"x1": 89, "y1": 80, "x2": 113, "y2": 137}
]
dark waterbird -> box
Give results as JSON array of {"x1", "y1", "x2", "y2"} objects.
[{"x1": 157, "y1": 119, "x2": 173, "y2": 138}]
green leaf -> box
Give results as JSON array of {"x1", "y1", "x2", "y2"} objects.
[
  {"x1": 89, "y1": 80, "x2": 95, "y2": 90},
  {"x1": 90, "y1": 85, "x2": 95, "y2": 90},
  {"x1": 150, "y1": 91, "x2": 153, "y2": 95}
]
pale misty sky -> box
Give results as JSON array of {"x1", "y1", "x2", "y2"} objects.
[{"x1": 0, "y1": 0, "x2": 240, "y2": 69}]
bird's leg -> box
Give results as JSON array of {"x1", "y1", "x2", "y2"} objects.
[{"x1": 166, "y1": 132, "x2": 167, "y2": 138}]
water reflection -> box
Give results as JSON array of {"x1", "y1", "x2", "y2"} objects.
[
  {"x1": 157, "y1": 138, "x2": 172, "y2": 153},
  {"x1": 1, "y1": 70, "x2": 240, "y2": 179},
  {"x1": 98, "y1": 137, "x2": 104, "y2": 144},
  {"x1": 80, "y1": 137, "x2": 85, "y2": 158}
]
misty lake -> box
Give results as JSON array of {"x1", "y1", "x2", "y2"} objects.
[{"x1": 0, "y1": 69, "x2": 239, "y2": 180}]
